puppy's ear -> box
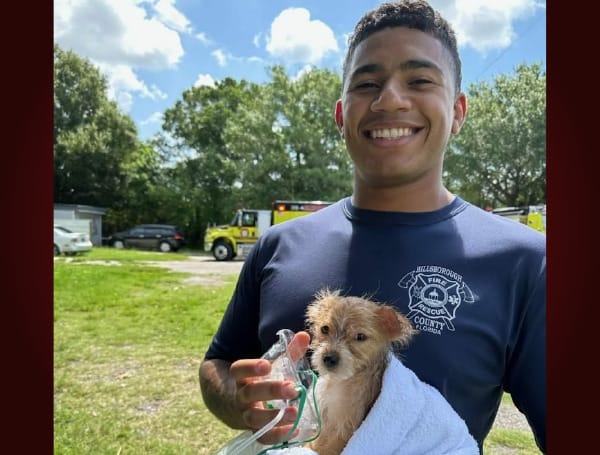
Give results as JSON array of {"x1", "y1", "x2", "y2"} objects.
[{"x1": 376, "y1": 306, "x2": 416, "y2": 347}]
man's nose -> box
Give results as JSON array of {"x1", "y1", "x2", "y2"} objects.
[{"x1": 371, "y1": 81, "x2": 411, "y2": 112}]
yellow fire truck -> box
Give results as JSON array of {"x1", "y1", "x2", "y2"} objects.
[
  {"x1": 204, "y1": 200, "x2": 332, "y2": 261},
  {"x1": 491, "y1": 205, "x2": 546, "y2": 234}
]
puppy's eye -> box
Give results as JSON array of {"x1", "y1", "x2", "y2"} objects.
[
  {"x1": 355, "y1": 333, "x2": 367, "y2": 341},
  {"x1": 321, "y1": 325, "x2": 329, "y2": 334}
]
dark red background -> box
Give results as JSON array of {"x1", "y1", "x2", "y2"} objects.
[
  {"x1": 0, "y1": 0, "x2": 594, "y2": 453},
  {"x1": 545, "y1": 0, "x2": 598, "y2": 452},
  {"x1": 1, "y1": 1, "x2": 53, "y2": 451}
]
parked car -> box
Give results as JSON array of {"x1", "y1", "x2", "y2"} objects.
[
  {"x1": 54, "y1": 225, "x2": 93, "y2": 256},
  {"x1": 107, "y1": 224, "x2": 185, "y2": 252}
]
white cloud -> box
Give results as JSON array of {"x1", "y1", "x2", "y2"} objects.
[
  {"x1": 54, "y1": 0, "x2": 184, "y2": 69},
  {"x1": 194, "y1": 73, "x2": 217, "y2": 88},
  {"x1": 116, "y1": 91, "x2": 134, "y2": 113},
  {"x1": 54, "y1": 0, "x2": 185, "y2": 111},
  {"x1": 430, "y1": 0, "x2": 544, "y2": 53},
  {"x1": 266, "y1": 8, "x2": 339, "y2": 64},
  {"x1": 211, "y1": 49, "x2": 228, "y2": 67},
  {"x1": 97, "y1": 63, "x2": 167, "y2": 111},
  {"x1": 292, "y1": 65, "x2": 315, "y2": 81},
  {"x1": 195, "y1": 32, "x2": 211, "y2": 45},
  {"x1": 253, "y1": 32, "x2": 262, "y2": 48},
  {"x1": 141, "y1": 111, "x2": 164, "y2": 126},
  {"x1": 151, "y1": 0, "x2": 191, "y2": 33}
]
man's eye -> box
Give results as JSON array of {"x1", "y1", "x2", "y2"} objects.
[
  {"x1": 411, "y1": 78, "x2": 432, "y2": 85},
  {"x1": 353, "y1": 81, "x2": 379, "y2": 90}
]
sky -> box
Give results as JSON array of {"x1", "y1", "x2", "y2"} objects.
[{"x1": 54, "y1": 0, "x2": 546, "y2": 141}]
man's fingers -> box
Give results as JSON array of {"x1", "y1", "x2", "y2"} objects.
[
  {"x1": 257, "y1": 424, "x2": 301, "y2": 445},
  {"x1": 237, "y1": 380, "x2": 299, "y2": 405},
  {"x1": 243, "y1": 406, "x2": 298, "y2": 435},
  {"x1": 230, "y1": 358, "x2": 271, "y2": 383},
  {"x1": 240, "y1": 407, "x2": 299, "y2": 445}
]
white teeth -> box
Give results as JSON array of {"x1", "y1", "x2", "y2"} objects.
[{"x1": 370, "y1": 128, "x2": 414, "y2": 139}]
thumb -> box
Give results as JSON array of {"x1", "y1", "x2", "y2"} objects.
[{"x1": 287, "y1": 331, "x2": 310, "y2": 363}]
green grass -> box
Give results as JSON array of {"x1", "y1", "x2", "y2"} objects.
[
  {"x1": 55, "y1": 248, "x2": 541, "y2": 454},
  {"x1": 483, "y1": 393, "x2": 541, "y2": 454},
  {"x1": 57, "y1": 246, "x2": 191, "y2": 262},
  {"x1": 484, "y1": 428, "x2": 541, "y2": 455},
  {"x1": 54, "y1": 249, "x2": 239, "y2": 454},
  {"x1": 485, "y1": 428, "x2": 541, "y2": 454}
]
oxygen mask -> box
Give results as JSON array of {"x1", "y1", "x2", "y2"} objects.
[{"x1": 215, "y1": 329, "x2": 321, "y2": 455}]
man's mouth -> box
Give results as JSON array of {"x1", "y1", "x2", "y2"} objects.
[{"x1": 368, "y1": 127, "x2": 419, "y2": 139}]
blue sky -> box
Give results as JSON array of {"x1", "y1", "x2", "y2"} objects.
[{"x1": 54, "y1": 0, "x2": 546, "y2": 141}]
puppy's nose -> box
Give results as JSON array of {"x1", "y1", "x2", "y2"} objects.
[{"x1": 323, "y1": 352, "x2": 339, "y2": 369}]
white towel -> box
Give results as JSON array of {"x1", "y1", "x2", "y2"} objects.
[
  {"x1": 266, "y1": 355, "x2": 478, "y2": 455},
  {"x1": 340, "y1": 355, "x2": 478, "y2": 455}
]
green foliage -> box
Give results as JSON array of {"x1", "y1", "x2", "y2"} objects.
[
  {"x1": 54, "y1": 45, "x2": 138, "y2": 207},
  {"x1": 54, "y1": 45, "x2": 140, "y2": 209},
  {"x1": 54, "y1": 44, "x2": 108, "y2": 142},
  {"x1": 159, "y1": 67, "x2": 352, "y2": 239},
  {"x1": 55, "y1": 103, "x2": 139, "y2": 207},
  {"x1": 161, "y1": 78, "x2": 258, "y2": 235},
  {"x1": 445, "y1": 63, "x2": 546, "y2": 207},
  {"x1": 54, "y1": 45, "x2": 181, "y2": 236},
  {"x1": 264, "y1": 66, "x2": 351, "y2": 201}
]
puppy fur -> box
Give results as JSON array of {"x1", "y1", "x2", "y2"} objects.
[{"x1": 305, "y1": 289, "x2": 416, "y2": 455}]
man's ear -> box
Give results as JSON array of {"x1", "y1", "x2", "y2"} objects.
[
  {"x1": 335, "y1": 99, "x2": 344, "y2": 134},
  {"x1": 451, "y1": 92, "x2": 467, "y2": 135}
]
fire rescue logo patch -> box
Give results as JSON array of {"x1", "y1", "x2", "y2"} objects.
[{"x1": 398, "y1": 265, "x2": 474, "y2": 335}]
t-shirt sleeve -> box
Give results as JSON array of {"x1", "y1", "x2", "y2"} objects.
[
  {"x1": 203, "y1": 241, "x2": 264, "y2": 362},
  {"x1": 504, "y1": 255, "x2": 546, "y2": 453}
]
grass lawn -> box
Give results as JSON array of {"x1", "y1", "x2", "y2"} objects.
[
  {"x1": 54, "y1": 249, "x2": 238, "y2": 454},
  {"x1": 483, "y1": 393, "x2": 541, "y2": 454},
  {"x1": 55, "y1": 248, "x2": 541, "y2": 454}
]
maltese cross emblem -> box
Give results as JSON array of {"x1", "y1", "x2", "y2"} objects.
[{"x1": 398, "y1": 268, "x2": 474, "y2": 332}]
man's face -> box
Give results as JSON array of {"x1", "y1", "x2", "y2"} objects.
[{"x1": 337, "y1": 27, "x2": 466, "y2": 189}]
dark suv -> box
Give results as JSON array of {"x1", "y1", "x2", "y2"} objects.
[{"x1": 108, "y1": 224, "x2": 185, "y2": 252}]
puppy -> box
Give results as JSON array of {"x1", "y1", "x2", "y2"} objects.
[{"x1": 305, "y1": 289, "x2": 416, "y2": 455}]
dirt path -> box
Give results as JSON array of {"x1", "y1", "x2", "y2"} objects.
[{"x1": 144, "y1": 255, "x2": 245, "y2": 286}]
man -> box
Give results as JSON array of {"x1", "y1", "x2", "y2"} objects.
[{"x1": 199, "y1": 1, "x2": 546, "y2": 452}]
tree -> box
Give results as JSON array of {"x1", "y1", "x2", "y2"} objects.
[
  {"x1": 445, "y1": 63, "x2": 546, "y2": 207},
  {"x1": 266, "y1": 66, "x2": 352, "y2": 201},
  {"x1": 224, "y1": 66, "x2": 352, "y2": 209},
  {"x1": 161, "y1": 77, "x2": 256, "y2": 229},
  {"x1": 159, "y1": 66, "x2": 353, "y2": 244},
  {"x1": 54, "y1": 45, "x2": 141, "y2": 208},
  {"x1": 54, "y1": 44, "x2": 106, "y2": 143}
]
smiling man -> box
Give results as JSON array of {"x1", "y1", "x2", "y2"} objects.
[
  {"x1": 199, "y1": 2, "x2": 546, "y2": 453},
  {"x1": 338, "y1": 24, "x2": 466, "y2": 212}
]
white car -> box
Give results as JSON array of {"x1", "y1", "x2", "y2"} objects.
[{"x1": 54, "y1": 225, "x2": 93, "y2": 256}]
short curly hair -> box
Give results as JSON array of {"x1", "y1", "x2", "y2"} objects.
[{"x1": 343, "y1": 0, "x2": 462, "y2": 94}]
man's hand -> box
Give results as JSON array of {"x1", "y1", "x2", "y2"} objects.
[
  {"x1": 230, "y1": 331, "x2": 311, "y2": 444},
  {"x1": 199, "y1": 331, "x2": 311, "y2": 444}
]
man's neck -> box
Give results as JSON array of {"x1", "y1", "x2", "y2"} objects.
[{"x1": 351, "y1": 181, "x2": 454, "y2": 213}]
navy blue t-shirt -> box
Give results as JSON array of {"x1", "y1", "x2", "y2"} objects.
[{"x1": 204, "y1": 196, "x2": 546, "y2": 452}]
